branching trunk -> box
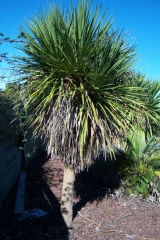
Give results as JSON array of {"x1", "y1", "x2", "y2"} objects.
[{"x1": 61, "y1": 164, "x2": 75, "y2": 228}]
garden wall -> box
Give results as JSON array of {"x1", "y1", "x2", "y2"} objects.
[
  {"x1": 0, "y1": 137, "x2": 22, "y2": 202},
  {"x1": 0, "y1": 97, "x2": 44, "y2": 202},
  {"x1": 0, "y1": 131, "x2": 43, "y2": 202}
]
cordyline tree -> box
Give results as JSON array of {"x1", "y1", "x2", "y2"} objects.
[
  {"x1": 130, "y1": 74, "x2": 160, "y2": 136},
  {"x1": 14, "y1": 1, "x2": 158, "y2": 227}
]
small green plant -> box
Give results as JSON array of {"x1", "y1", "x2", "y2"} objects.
[
  {"x1": 105, "y1": 209, "x2": 111, "y2": 214},
  {"x1": 134, "y1": 178, "x2": 148, "y2": 197},
  {"x1": 124, "y1": 188, "x2": 132, "y2": 196},
  {"x1": 25, "y1": 153, "x2": 31, "y2": 158},
  {"x1": 157, "y1": 183, "x2": 160, "y2": 192},
  {"x1": 115, "y1": 127, "x2": 160, "y2": 197},
  {"x1": 45, "y1": 179, "x2": 52, "y2": 186},
  {"x1": 27, "y1": 181, "x2": 30, "y2": 186}
]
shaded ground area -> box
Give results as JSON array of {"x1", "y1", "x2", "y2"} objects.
[{"x1": 0, "y1": 152, "x2": 160, "y2": 239}]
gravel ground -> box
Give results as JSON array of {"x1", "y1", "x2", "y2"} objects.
[{"x1": 0, "y1": 152, "x2": 160, "y2": 240}]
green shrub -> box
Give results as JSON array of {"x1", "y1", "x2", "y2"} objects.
[
  {"x1": 114, "y1": 127, "x2": 160, "y2": 197},
  {"x1": 124, "y1": 188, "x2": 132, "y2": 196}
]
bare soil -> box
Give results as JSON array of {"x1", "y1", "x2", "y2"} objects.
[{"x1": 0, "y1": 152, "x2": 160, "y2": 240}]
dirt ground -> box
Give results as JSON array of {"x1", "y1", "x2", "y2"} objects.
[{"x1": 0, "y1": 152, "x2": 160, "y2": 240}]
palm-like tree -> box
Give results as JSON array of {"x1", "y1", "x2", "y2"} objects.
[
  {"x1": 143, "y1": 80, "x2": 160, "y2": 135},
  {"x1": 129, "y1": 74, "x2": 160, "y2": 135},
  {"x1": 15, "y1": 1, "x2": 159, "y2": 227}
]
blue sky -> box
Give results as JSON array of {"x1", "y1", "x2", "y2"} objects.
[{"x1": 0, "y1": 0, "x2": 160, "y2": 89}]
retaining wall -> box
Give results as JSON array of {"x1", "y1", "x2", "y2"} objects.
[{"x1": 0, "y1": 100, "x2": 43, "y2": 202}]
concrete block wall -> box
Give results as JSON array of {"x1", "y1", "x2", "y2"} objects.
[
  {"x1": 0, "y1": 132, "x2": 44, "y2": 202},
  {"x1": 0, "y1": 144, "x2": 22, "y2": 201}
]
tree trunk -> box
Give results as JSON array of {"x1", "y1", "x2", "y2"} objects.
[{"x1": 61, "y1": 164, "x2": 75, "y2": 228}]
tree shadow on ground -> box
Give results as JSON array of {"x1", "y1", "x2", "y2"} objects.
[
  {"x1": 73, "y1": 153, "x2": 121, "y2": 219},
  {"x1": 0, "y1": 152, "x2": 69, "y2": 240},
  {"x1": 24, "y1": 151, "x2": 69, "y2": 239}
]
